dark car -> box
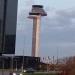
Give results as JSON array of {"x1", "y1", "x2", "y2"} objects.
[{"x1": 26, "y1": 68, "x2": 35, "y2": 73}]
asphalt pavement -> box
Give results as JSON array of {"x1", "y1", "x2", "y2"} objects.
[{"x1": 0, "y1": 70, "x2": 10, "y2": 75}]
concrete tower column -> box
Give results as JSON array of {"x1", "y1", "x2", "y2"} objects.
[{"x1": 32, "y1": 16, "x2": 41, "y2": 57}]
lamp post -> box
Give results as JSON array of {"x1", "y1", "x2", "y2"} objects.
[
  {"x1": 2, "y1": 56, "x2": 4, "y2": 75},
  {"x1": 22, "y1": 50, "x2": 24, "y2": 73},
  {"x1": 11, "y1": 56, "x2": 14, "y2": 72}
]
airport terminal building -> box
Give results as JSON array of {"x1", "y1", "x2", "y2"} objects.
[{"x1": 0, "y1": 0, "x2": 18, "y2": 54}]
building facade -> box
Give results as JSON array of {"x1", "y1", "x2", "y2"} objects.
[
  {"x1": 0, "y1": 56, "x2": 40, "y2": 70},
  {"x1": 0, "y1": 0, "x2": 18, "y2": 54}
]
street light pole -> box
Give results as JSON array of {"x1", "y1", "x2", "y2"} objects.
[
  {"x1": 11, "y1": 56, "x2": 13, "y2": 72},
  {"x1": 15, "y1": 60, "x2": 17, "y2": 71},
  {"x1": 22, "y1": 50, "x2": 24, "y2": 73},
  {"x1": 2, "y1": 57, "x2": 4, "y2": 75}
]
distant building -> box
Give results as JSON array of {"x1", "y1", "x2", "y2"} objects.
[{"x1": 0, "y1": 0, "x2": 18, "y2": 54}]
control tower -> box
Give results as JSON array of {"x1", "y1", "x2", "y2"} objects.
[{"x1": 28, "y1": 5, "x2": 47, "y2": 57}]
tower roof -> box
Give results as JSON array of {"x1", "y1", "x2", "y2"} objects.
[{"x1": 29, "y1": 5, "x2": 47, "y2": 16}]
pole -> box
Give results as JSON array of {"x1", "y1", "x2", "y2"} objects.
[
  {"x1": 2, "y1": 57, "x2": 4, "y2": 75},
  {"x1": 11, "y1": 56, "x2": 13, "y2": 72},
  {"x1": 57, "y1": 48, "x2": 59, "y2": 65},
  {"x1": 22, "y1": 50, "x2": 24, "y2": 72},
  {"x1": 16, "y1": 60, "x2": 17, "y2": 71},
  {"x1": 53, "y1": 56, "x2": 54, "y2": 64}
]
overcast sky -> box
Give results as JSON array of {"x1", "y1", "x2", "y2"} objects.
[{"x1": 15, "y1": 0, "x2": 75, "y2": 59}]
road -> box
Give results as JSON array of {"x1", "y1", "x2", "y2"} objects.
[{"x1": 0, "y1": 70, "x2": 10, "y2": 75}]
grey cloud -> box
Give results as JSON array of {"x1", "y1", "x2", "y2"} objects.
[
  {"x1": 57, "y1": 9, "x2": 75, "y2": 18},
  {"x1": 43, "y1": 9, "x2": 75, "y2": 31}
]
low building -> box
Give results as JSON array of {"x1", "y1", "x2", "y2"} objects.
[{"x1": 0, "y1": 56, "x2": 40, "y2": 70}]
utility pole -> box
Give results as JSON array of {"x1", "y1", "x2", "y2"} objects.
[{"x1": 57, "y1": 48, "x2": 59, "y2": 65}]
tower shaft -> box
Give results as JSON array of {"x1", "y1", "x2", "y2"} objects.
[
  {"x1": 29, "y1": 5, "x2": 47, "y2": 57},
  {"x1": 32, "y1": 16, "x2": 40, "y2": 57}
]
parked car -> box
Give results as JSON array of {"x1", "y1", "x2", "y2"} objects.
[{"x1": 26, "y1": 68, "x2": 35, "y2": 73}]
